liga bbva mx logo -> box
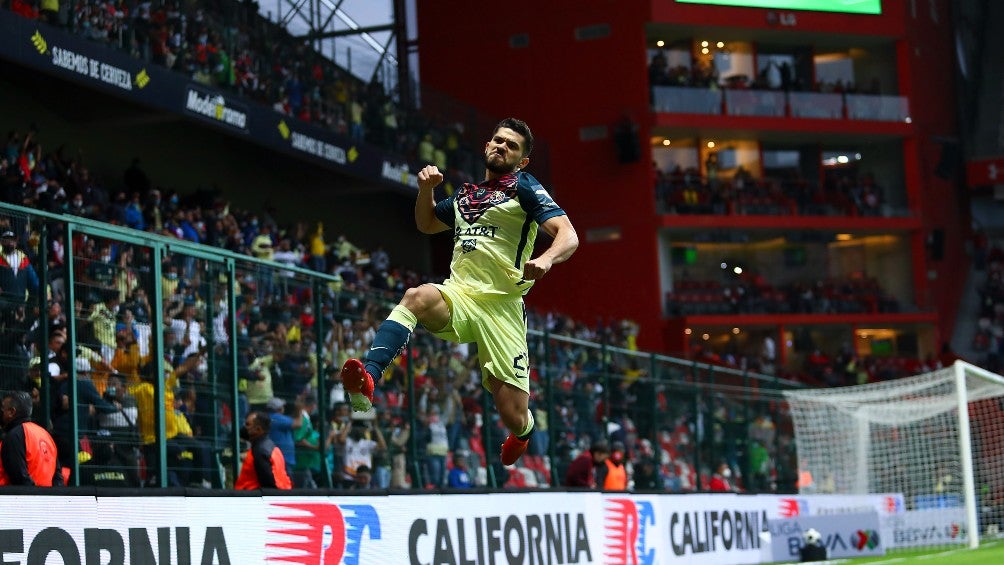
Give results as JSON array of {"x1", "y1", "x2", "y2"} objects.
[
  {"x1": 604, "y1": 499, "x2": 656, "y2": 565},
  {"x1": 267, "y1": 503, "x2": 381, "y2": 564}
]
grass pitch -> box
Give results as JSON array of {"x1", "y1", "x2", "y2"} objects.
[{"x1": 789, "y1": 540, "x2": 1004, "y2": 564}]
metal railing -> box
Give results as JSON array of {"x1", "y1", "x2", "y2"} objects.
[
  {"x1": 653, "y1": 86, "x2": 910, "y2": 122},
  {"x1": 0, "y1": 200, "x2": 802, "y2": 492}
]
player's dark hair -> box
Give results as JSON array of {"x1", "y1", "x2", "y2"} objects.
[{"x1": 494, "y1": 118, "x2": 534, "y2": 157}]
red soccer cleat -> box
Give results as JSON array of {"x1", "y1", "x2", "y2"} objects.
[
  {"x1": 341, "y1": 358, "x2": 374, "y2": 412},
  {"x1": 500, "y1": 433, "x2": 530, "y2": 466}
]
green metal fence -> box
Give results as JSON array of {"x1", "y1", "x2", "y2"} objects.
[{"x1": 0, "y1": 201, "x2": 802, "y2": 491}]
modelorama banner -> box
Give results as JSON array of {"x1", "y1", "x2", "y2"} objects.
[
  {"x1": 0, "y1": 491, "x2": 934, "y2": 565},
  {"x1": 0, "y1": 10, "x2": 412, "y2": 190}
]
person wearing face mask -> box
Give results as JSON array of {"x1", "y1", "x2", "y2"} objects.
[
  {"x1": 599, "y1": 440, "x2": 629, "y2": 491},
  {"x1": 235, "y1": 411, "x2": 292, "y2": 490},
  {"x1": 84, "y1": 244, "x2": 117, "y2": 293},
  {"x1": 564, "y1": 440, "x2": 610, "y2": 488},
  {"x1": 710, "y1": 461, "x2": 738, "y2": 492}
]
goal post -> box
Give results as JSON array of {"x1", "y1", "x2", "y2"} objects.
[{"x1": 784, "y1": 360, "x2": 1004, "y2": 550}]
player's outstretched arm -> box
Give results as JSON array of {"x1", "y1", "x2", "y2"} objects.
[
  {"x1": 524, "y1": 215, "x2": 579, "y2": 280},
  {"x1": 415, "y1": 165, "x2": 451, "y2": 234}
]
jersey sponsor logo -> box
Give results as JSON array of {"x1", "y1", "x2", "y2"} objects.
[
  {"x1": 454, "y1": 225, "x2": 499, "y2": 239},
  {"x1": 267, "y1": 502, "x2": 381, "y2": 564},
  {"x1": 461, "y1": 239, "x2": 477, "y2": 253},
  {"x1": 604, "y1": 498, "x2": 656, "y2": 565},
  {"x1": 457, "y1": 179, "x2": 517, "y2": 224}
]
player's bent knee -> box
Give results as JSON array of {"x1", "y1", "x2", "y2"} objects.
[{"x1": 401, "y1": 285, "x2": 438, "y2": 314}]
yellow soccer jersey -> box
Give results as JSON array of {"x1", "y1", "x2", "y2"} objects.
[{"x1": 434, "y1": 171, "x2": 566, "y2": 296}]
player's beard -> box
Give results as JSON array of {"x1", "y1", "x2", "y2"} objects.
[{"x1": 484, "y1": 151, "x2": 517, "y2": 175}]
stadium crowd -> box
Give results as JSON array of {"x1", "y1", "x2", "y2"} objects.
[
  {"x1": 655, "y1": 164, "x2": 887, "y2": 217},
  {"x1": 667, "y1": 276, "x2": 899, "y2": 317},
  {"x1": 648, "y1": 48, "x2": 883, "y2": 95},
  {"x1": 3, "y1": 0, "x2": 483, "y2": 187}
]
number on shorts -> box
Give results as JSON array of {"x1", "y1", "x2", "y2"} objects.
[{"x1": 512, "y1": 352, "x2": 528, "y2": 377}]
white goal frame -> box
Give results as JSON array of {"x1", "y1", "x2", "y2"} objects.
[{"x1": 784, "y1": 360, "x2": 1004, "y2": 550}]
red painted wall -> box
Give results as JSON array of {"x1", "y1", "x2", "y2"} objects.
[
  {"x1": 897, "y1": 0, "x2": 968, "y2": 347},
  {"x1": 417, "y1": 0, "x2": 966, "y2": 352},
  {"x1": 417, "y1": 0, "x2": 664, "y2": 349}
]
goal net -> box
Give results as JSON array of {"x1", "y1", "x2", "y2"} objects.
[{"x1": 784, "y1": 361, "x2": 1004, "y2": 550}]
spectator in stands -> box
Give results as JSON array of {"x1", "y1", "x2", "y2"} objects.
[
  {"x1": 93, "y1": 374, "x2": 141, "y2": 486},
  {"x1": 633, "y1": 457, "x2": 664, "y2": 491},
  {"x1": 349, "y1": 464, "x2": 373, "y2": 489},
  {"x1": 339, "y1": 420, "x2": 385, "y2": 489},
  {"x1": 250, "y1": 223, "x2": 275, "y2": 300},
  {"x1": 748, "y1": 439, "x2": 772, "y2": 492},
  {"x1": 88, "y1": 289, "x2": 120, "y2": 363},
  {"x1": 386, "y1": 413, "x2": 411, "y2": 488},
  {"x1": 25, "y1": 298, "x2": 63, "y2": 350},
  {"x1": 167, "y1": 297, "x2": 204, "y2": 361},
  {"x1": 122, "y1": 286, "x2": 152, "y2": 326},
  {"x1": 245, "y1": 339, "x2": 277, "y2": 413},
  {"x1": 599, "y1": 440, "x2": 629, "y2": 491},
  {"x1": 421, "y1": 404, "x2": 450, "y2": 487},
  {"x1": 447, "y1": 450, "x2": 473, "y2": 488},
  {"x1": 333, "y1": 234, "x2": 360, "y2": 264},
  {"x1": 265, "y1": 397, "x2": 298, "y2": 480},
  {"x1": 0, "y1": 390, "x2": 61, "y2": 486},
  {"x1": 0, "y1": 229, "x2": 38, "y2": 321},
  {"x1": 710, "y1": 461, "x2": 738, "y2": 492},
  {"x1": 306, "y1": 222, "x2": 328, "y2": 273},
  {"x1": 130, "y1": 334, "x2": 207, "y2": 487},
  {"x1": 47, "y1": 324, "x2": 119, "y2": 470},
  {"x1": 170, "y1": 391, "x2": 215, "y2": 489},
  {"x1": 292, "y1": 393, "x2": 321, "y2": 489},
  {"x1": 324, "y1": 403, "x2": 352, "y2": 481},
  {"x1": 0, "y1": 228, "x2": 38, "y2": 388},
  {"x1": 564, "y1": 440, "x2": 610, "y2": 488},
  {"x1": 235, "y1": 410, "x2": 292, "y2": 490}
]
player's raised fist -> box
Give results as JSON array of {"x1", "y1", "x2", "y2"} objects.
[{"x1": 417, "y1": 165, "x2": 444, "y2": 191}]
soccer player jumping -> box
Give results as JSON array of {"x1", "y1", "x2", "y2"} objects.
[{"x1": 341, "y1": 118, "x2": 579, "y2": 466}]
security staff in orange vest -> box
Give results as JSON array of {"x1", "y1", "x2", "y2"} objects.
[
  {"x1": 0, "y1": 390, "x2": 61, "y2": 486},
  {"x1": 600, "y1": 440, "x2": 628, "y2": 491},
  {"x1": 235, "y1": 410, "x2": 292, "y2": 490}
]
